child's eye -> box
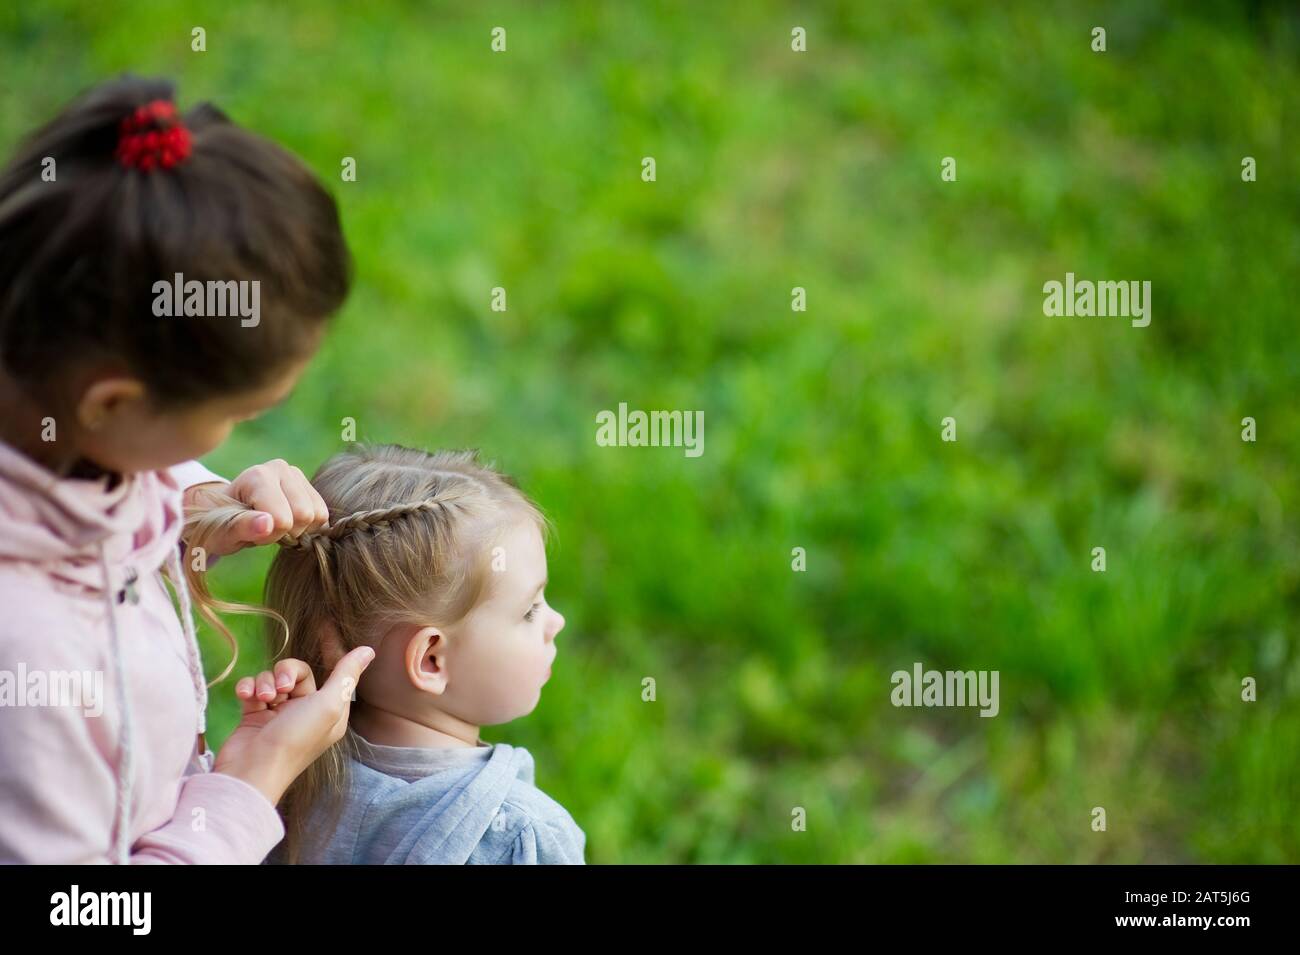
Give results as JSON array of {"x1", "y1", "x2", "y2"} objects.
[{"x1": 524, "y1": 603, "x2": 541, "y2": 622}]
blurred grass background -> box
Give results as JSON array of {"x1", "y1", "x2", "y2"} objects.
[{"x1": 2, "y1": 0, "x2": 1298, "y2": 862}]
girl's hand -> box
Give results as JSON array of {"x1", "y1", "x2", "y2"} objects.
[
  {"x1": 234, "y1": 660, "x2": 307, "y2": 709},
  {"x1": 184, "y1": 458, "x2": 330, "y2": 557},
  {"x1": 213, "y1": 648, "x2": 375, "y2": 806}
]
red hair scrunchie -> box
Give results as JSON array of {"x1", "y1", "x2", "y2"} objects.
[{"x1": 115, "y1": 99, "x2": 192, "y2": 172}]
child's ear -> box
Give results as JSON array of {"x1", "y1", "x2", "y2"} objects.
[
  {"x1": 404, "y1": 626, "x2": 449, "y2": 694},
  {"x1": 77, "y1": 377, "x2": 146, "y2": 430}
]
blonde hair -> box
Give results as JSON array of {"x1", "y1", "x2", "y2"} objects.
[{"x1": 183, "y1": 443, "x2": 548, "y2": 862}]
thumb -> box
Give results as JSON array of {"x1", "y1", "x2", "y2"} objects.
[
  {"x1": 321, "y1": 645, "x2": 376, "y2": 709},
  {"x1": 229, "y1": 510, "x2": 276, "y2": 545}
]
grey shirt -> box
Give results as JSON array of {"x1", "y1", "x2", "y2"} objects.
[{"x1": 267, "y1": 731, "x2": 586, "y2": 864}]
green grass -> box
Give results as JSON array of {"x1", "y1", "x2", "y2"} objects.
[{"x1": 2, "y1": 0, "x2": 1297, "y2": 862}]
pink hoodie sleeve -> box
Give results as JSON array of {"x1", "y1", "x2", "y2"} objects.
[
  {"x1": 0, "y1": 605, "x2": 284, "y2": 865},
  {"x1": 130, "y1": 773, "x2": 287, "y2": 865},
  {"x1": 170, "y1": 460, "x2": 227, "y2": 491}
]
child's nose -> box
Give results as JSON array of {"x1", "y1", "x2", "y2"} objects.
[{"x1": 546, "y1": 608, "x2": 565, "y2": 640}]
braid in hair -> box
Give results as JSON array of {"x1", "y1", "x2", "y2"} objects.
[
  {"x1": 255, "y1": 443, "x2": 549, "y2": 863},
  {"x1": 276, "y1": 486, "x2": 474, "y2": 631}
]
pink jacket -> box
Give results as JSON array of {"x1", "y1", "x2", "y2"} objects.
[{"x1": 0, "y1": 442, "x2": 284, "y2": 863}]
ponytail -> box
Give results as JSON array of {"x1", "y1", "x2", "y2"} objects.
[{"x1": 0, "y1": 74, "x2": 351, "y2": 414}]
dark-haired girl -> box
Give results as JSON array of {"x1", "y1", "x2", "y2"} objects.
[{"x1": 0, "y1": 76, "x2": 374, "y2": 863}]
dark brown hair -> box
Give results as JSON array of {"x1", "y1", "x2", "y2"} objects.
[{"x1": 0, "y1": 74, "x2": 351, "y2": 410}]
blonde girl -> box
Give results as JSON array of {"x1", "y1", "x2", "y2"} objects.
[{"x1": 187, "y1": 443, "x2": 585, "y2": 864}]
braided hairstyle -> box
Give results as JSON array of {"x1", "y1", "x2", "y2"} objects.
[
  {"x1": 179, "y1": 443, "x2": 547, "y2": 860},
  {"x1": 262, "y1": 442, "x2": 547, "y2": 861},
  {"x1": 275, "y1": 487, "x2": 477, "y2": 633}
]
